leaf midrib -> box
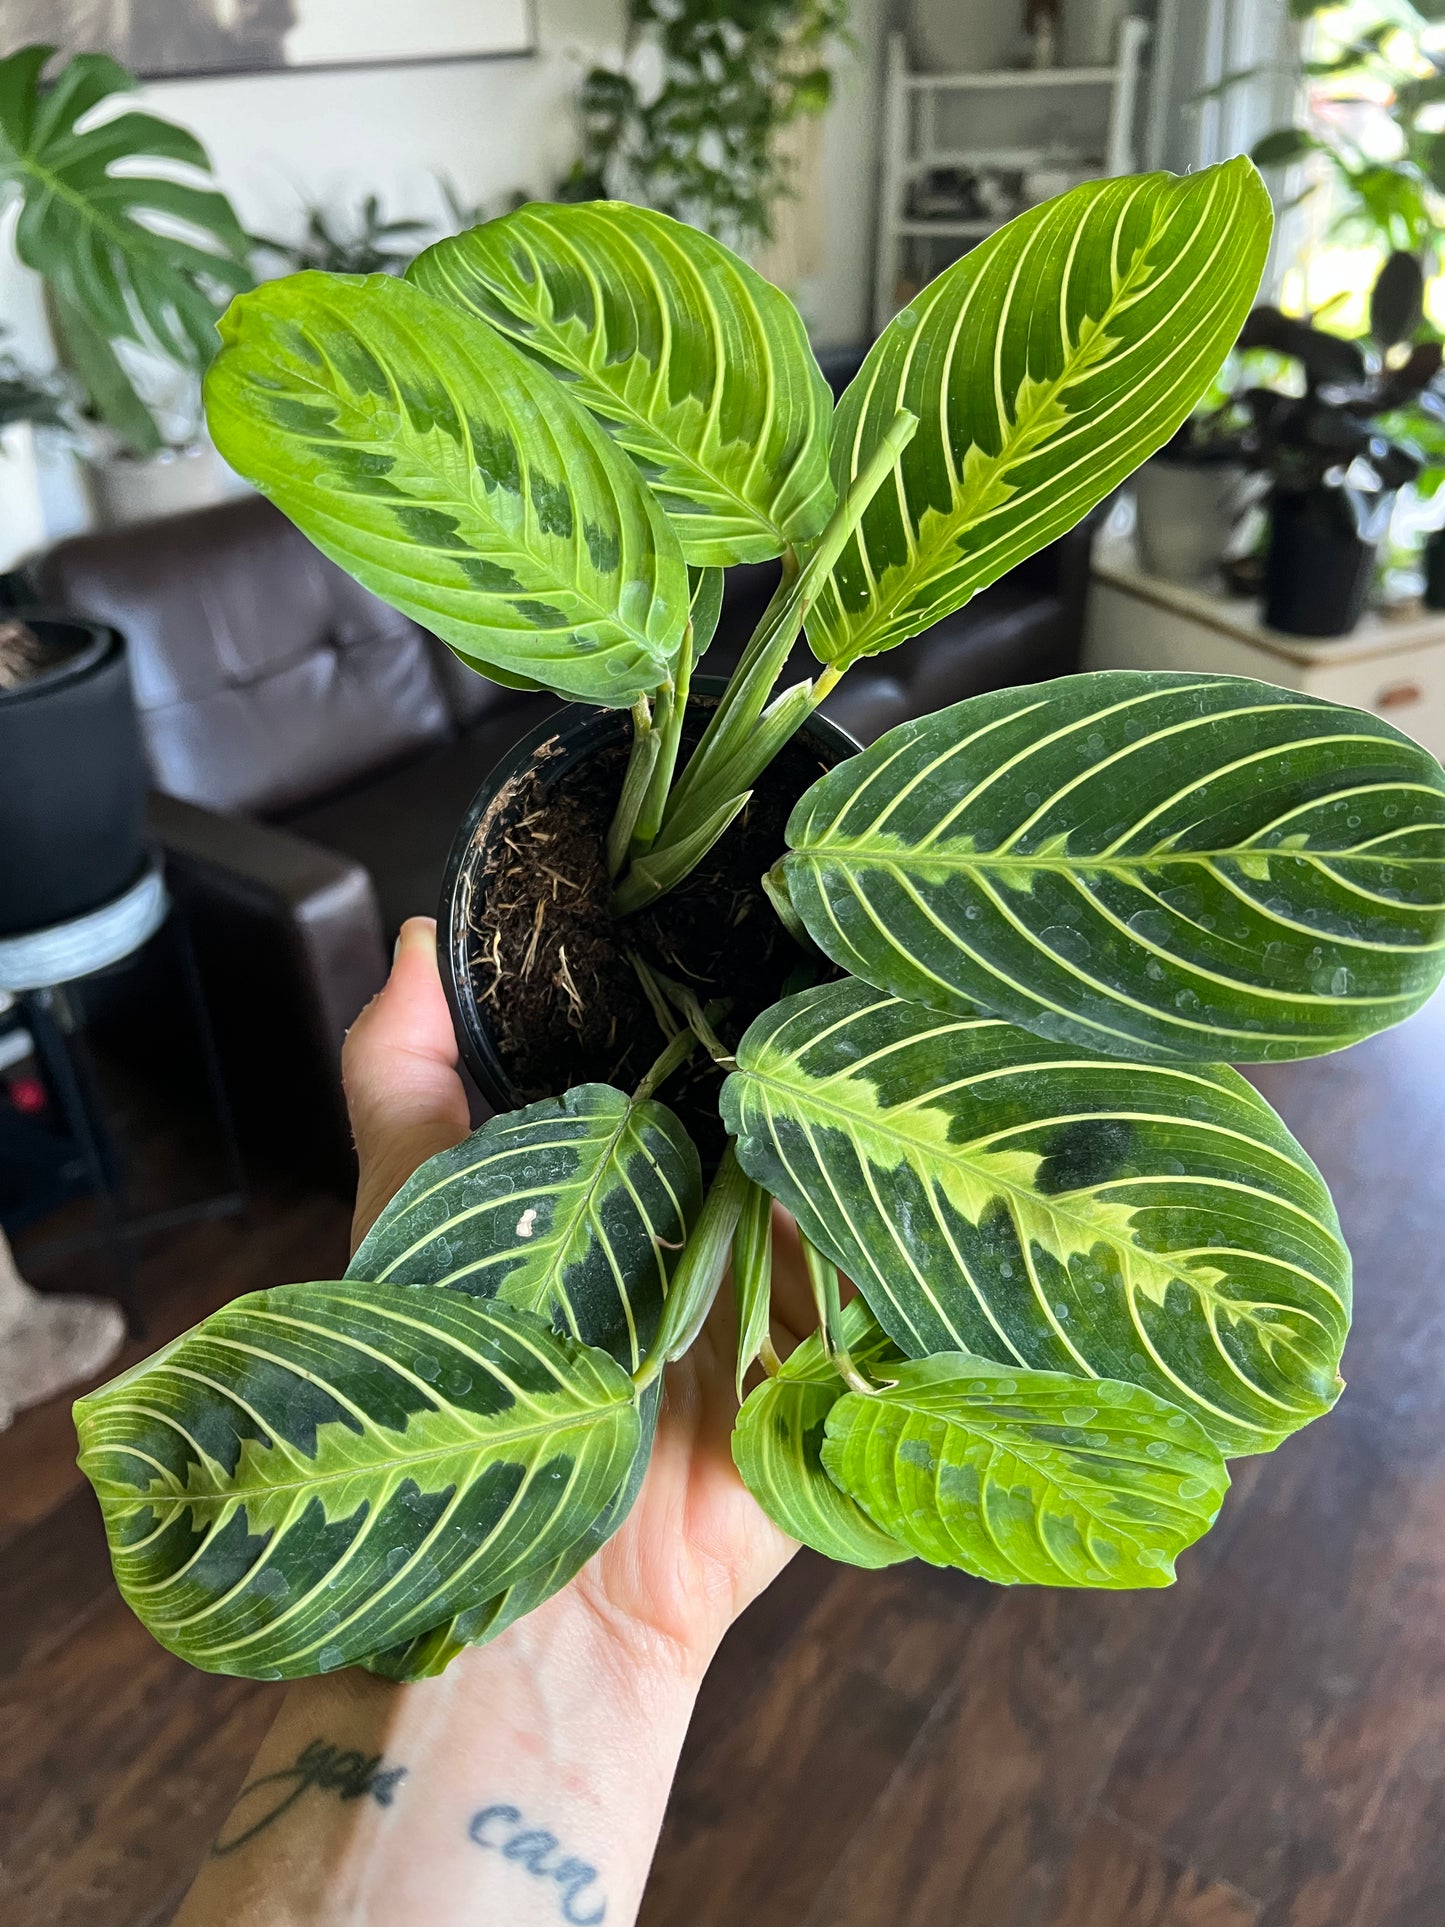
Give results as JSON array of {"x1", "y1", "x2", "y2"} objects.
[
  {"x1": 838, "y1": 1396, "x2": 1210, "y2": 1536},
  {"x1": 740, "y1": 1062, "x2": 1231, "y2": 1307},
  {"x1": 793, "y1": 845, "x2": 1444, "y2": 872},
  {"x1": 84, "y1": 1388, "x2": 633, "y2": 1514},
  {"x1": 840, "y1": 193, "x2": 1174, "y2": 650},
  {"x1": 494, "y1": 236, "x2": 787, "y2": 544},
  {"x1": 15, "y1": 143, "x2": 202, "y2": 291}
]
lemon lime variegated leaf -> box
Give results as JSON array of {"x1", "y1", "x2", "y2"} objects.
[
  {"x1": 733, "y1": 1299, "x2": 913, "y2": 1569},
  {"x1": 203, "y1": 271, "x2": 689, "y2": 706},
  {"x1": 805, "y1": 159, "x2": 1271, "y2": 666},
  {"x1": 74, "y1": 1285, "x2": 640, "y2": 1680},
  {"x1": 782, "y1": 671, "x2": 1445, "y2": 1063},
  {"x1": 347, "y1": 1085, "x2": 702, "y2": 1373},
  {"x1": 822, "y1": 1355, "x2": 1229, "y2": 1588},
  {"x1": 360, "y1": 1384, "x2": 662, "y2": 1683},
  {"x1": 408, "y1": 201, "x2": 834, "y2": 566},
  {"x1": 720, "y1": 980, "x2": 1350, "y2": 1458}
]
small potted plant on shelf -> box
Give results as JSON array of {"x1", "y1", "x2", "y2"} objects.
[
  {"x1": 72, "y1": 162, "x2": 1445, "y2": 1687},
  {"x1": 1238, "y1": 250, "x2": 1441, "y2": 636},
  {"x1": 0, "y1": 44, "x2": 253, "y2": 528},
  {"x1": 1129, "y1": 364, "x2": 1253, "y2": 585}
]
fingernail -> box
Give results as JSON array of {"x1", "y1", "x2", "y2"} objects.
[{"x1": 392, "y1": 934, "x2": 402, "y2": 965}]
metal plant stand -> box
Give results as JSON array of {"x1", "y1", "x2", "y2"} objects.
[{"x1": 0, "y1": 862, "x2": 245, "y2": 1334}]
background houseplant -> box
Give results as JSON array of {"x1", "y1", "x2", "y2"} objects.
[
  {"x1": 0, "y1": 43, "x2": 252, "y2": 524},
  {"x1": 0, "y1": 329, "x2": 70, "y2": 571},
  {"x1": 562, "y1": 0, "x2": 849, "y2": 250},
  {"x1": 1252, "y1": 0, "x2": 1445, "y2": 268},
  {"x1": 70, "y1": 162, "x2": 1445, "y2": 1686},
  {"x1": 1239, "y1": 248, "x2": 1441, "y2": 632}
]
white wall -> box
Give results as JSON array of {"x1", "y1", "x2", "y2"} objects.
[
  {"x1": 0, "y1": 0, "x2": 886, "y2": 541},
  {"x1": 1, "y1": 0, "x2": 884, "y2": 363}
]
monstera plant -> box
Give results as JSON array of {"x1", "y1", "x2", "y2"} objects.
[
  {"x1": 75, "y1": 159, "x2": 1445, "y2": 1684},
  {"x1": 0, "y1": 44, "x2": 252, "y2": 457}
]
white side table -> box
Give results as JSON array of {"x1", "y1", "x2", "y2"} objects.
[{"x1": 1083, "y1": 555, "x2": 1445, "y2": 763}]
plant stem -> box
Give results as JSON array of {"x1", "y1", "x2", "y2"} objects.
[
  {"x1": 658, "y1": 972, "x2": 738, "y2": 1069},
  {"x1": 606, "y1": 696, "x2": 661, "y2": 878},
  {"x1": 613, "y1": 407, "x2": 918, "y2": 916},
  {"x1": 632, "y1": 1023, "x2": 702, "y2": 1103},
  {"x1": 633, "y1": 1145, "x2": 750, "y2": 1389},
  {"x1": 628, "y1": 617, "x2": 695, "y2": 860},
  {"x1": 800, "y1": 1234, "x2": 879, "y2": 1397}
]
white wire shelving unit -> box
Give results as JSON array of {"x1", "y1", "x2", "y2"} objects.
[{"x1": 873, "y1": 17, "x2": 1151, "y2": 334}]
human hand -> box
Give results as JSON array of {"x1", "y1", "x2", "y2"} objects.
[
  {"x1": 343, "y1": 915, "x2": 813, "y2": 1682},
  {"x1": 177, "y1": 916, "x2": 810, "y2": 1927}
]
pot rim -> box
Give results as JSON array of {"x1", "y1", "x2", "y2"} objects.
[
  {"x1": 0, "y1": 614, "x2": 122, "y2": 705},
  {"x1": 436, "y1": 677, "x2": 859, "y2": 1114}
]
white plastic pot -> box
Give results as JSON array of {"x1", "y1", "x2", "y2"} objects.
[
  {"x1": 84, "y1": 441, "x2": 227, "y2": 529},
  {"x1": 0, "y1": 422, "x2": 48, "y2": 570},
  {"x1": 1133, "y1": 457, "x2": 1248, "y2": 585}
]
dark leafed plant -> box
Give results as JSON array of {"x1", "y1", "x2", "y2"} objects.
[
  {"x1": 1239, "y1": 250, "x2": 1441, "y2": 534},
  {"x1": 74, "y1": 161, "x2": 1445, "y2": 1683},
  {"x1": 252, "y1": 193, "x2": 433, "y2": 279},
  {"x1": 0, "y1": 44, "x2": 252, "y2": 457}
]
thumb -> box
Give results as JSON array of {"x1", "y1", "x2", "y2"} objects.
[{"x1": 342, "y1": 917, "x2": 472, "y2": 1252}]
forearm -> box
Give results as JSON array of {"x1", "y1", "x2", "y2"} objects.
[{"x1": 174, "y1": 1591, "x2": 704, "y2": 1927}]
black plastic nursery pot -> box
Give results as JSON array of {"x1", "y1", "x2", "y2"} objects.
[
  {"x1": 438, "y1": 682, "x2": 856, "y2": 1147},
  {"x1": 0, "y1": 617, "x2": 149, "y2": 937},
  {"x1": 1263, "y1": 491, "x2": 1377, "y2": 639}
]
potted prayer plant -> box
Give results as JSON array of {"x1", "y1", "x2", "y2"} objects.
[{"x1": 74, "y1": 162, "x2": 1445, "y2": 1689}]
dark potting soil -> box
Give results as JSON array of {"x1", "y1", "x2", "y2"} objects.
[{"x1": 465, "y1": 713, "x2": 842, "y2": 1162}]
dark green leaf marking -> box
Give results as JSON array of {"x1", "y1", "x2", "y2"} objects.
[
  {"x1": 75, "y1": 1287, "x2": 641, "y2": 1679},
  {"x1": 204, "y1": 271, "x2": 689, "y2": 705},
  {"x1": 823, "y1": 1355, "x2": 1229, "y2": 1587},
  {"x1": 348, "y1": 1086, "x2": 701, "y2": 1372},
  {"x1": 722, "y1": 980, "x2": 1350, "y2": 1456},
  {"x1": 409, "y1": 201, "x2": 834, "y2": 565}
]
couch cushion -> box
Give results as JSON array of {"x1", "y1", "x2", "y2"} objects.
[
  {"x1": 34, "y1": 495, "x2": 455, "y2": 816},
  {"x1": 280, "y1": 694, "x2": 564, "y2": 935}
]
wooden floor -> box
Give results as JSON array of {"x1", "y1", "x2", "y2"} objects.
[{"x1": 4, "y1": 995, "x2": 1445, "y2": 1927}]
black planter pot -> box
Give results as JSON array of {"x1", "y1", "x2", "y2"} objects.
[
  {"x1": 1263, "y1": 492, "x2": 1377, "y2": 638},
  {"x1": 0, "y1": 617, "x2": 149, "y2": 938},
  {"x1": 1424, "y1": 527, "x2": 1445, "y2": 612},
  {"x1": 438, "y1": 683, "x2": 857, "y2": 1114}
]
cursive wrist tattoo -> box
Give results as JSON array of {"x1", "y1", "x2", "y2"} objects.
[
  {"x1": 468, "y1": 1802, "x2": 609, "y2": 1924},
  {"x1": 212, "y1": 1736, "x2": 408, "y2": 1857}
]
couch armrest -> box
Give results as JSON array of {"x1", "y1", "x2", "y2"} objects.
[{"x1": 150, "y1": 793, "x2": 388, "y2": 1187}]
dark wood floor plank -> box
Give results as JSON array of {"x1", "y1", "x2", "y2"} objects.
[
  {"x1": 1102, "y1": 999, "x2": 1445, "y2": 1927},
  {"x1": 1046, "y1": 1815, "x2": 1260, "y2": 1927},
  {"x1": 1, "y1": 1595, "x2": 277, "y2": 1927},
  {"x1": 2, "y1": 996, "x2": 1442, "y2": 1924}
]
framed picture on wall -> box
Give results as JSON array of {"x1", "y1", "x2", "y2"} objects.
[{"x1": 0, "y1": 1, "x2": 537, "y2": 80}]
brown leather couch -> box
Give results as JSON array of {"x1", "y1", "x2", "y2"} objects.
[{"x1": 33, "y1": 492, "x2": 1097, "y2": 1183}]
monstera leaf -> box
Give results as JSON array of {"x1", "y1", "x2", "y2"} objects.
[
  {"x1": 204, "y1": 271, "x2": 690, "y2": 705},
  {"x1": 780, "y1": 672, "x2": 1445, "y2": 1062},
  {"x1": 733, "y1": 1301, "x2": 913, "y2": 1568},
  {"x1": 0, "y1": 45, "x2": 252, "y2": 454},
  {"x1": 805, "y1": 159, "x2": 1271, "y2": 665},
  {"x1": 75, "y1": 1285, "x2": 640, "y2": 1679},
  {"x1": 348, "y1": 1086, "x2": 701, "y2": 1371},
  {"x1": 721, "y1": 980, "x2": 1351, "y2": 1458},
  {"x1": 409, "y1": 201, "x2": 834, "y2": 565},
  {"x1": 823, "y1": 1355, "x2": 1229, "y2": 1587}
]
